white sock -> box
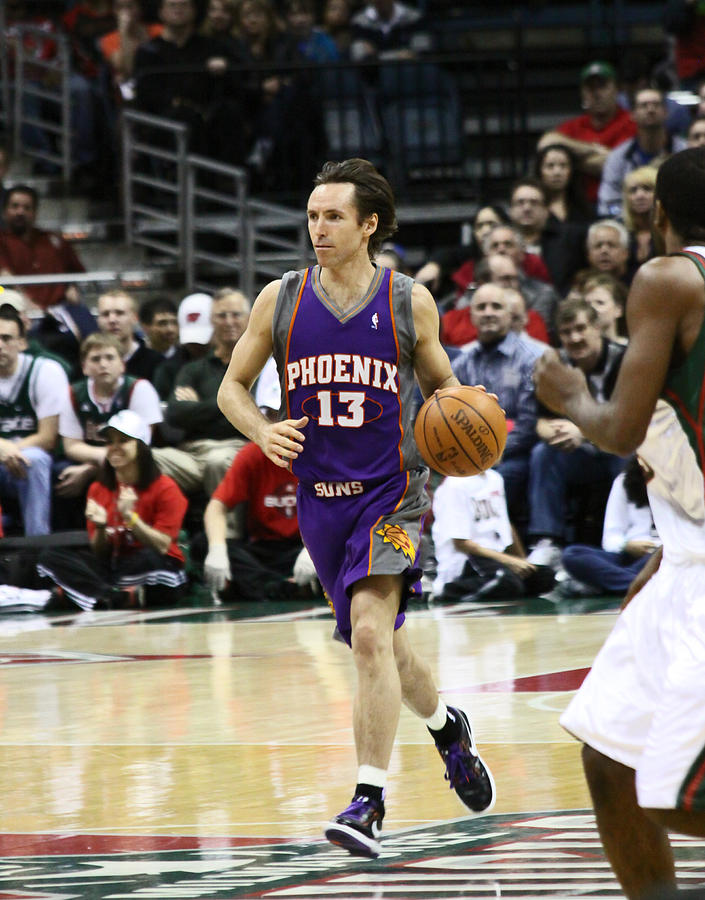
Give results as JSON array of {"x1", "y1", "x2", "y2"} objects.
[
  {"x1": 357, "y1": 765, "x2": 387, "y2": 789},
  {"x1": 423, "y1": 697, "x2": 448, "y2": 731}
]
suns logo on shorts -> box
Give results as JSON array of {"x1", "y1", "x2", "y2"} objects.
[{"x1": 376, "y1": 523, "x2": 415, "y2": 561}]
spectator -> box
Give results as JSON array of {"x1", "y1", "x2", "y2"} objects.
[
  {"x1": 134, "y1": 0, "x2": 246, "y2": 163},
  {"x1": 0, "y1": 186, "x2": 86, "y2": 311},
  {"x1": 350, "y1": 0, "x2": 432, "y2": 61},
  {"x1": 61, "y1": 0, "x2": 118, "y2": 188},
  {"x1": 582, "y1": 272, "x2": 628, "y2": 344},
  {"x1": 504, "y1": 287, "x2": 550, "y2": 361},
  {"x1": 56, "y1": 333, "x2": 163, "y2": 503},
  {"x1": 139, "y1": 295, "x2": 179, "y2": 360},
  {"x1": 597, "y1": 87, "x2": 687, "y2": 218},
  {"x1": 483, "y1": 226, "x2": 561, "y2": 333},
  {"x1": 37, "y1": 409, "x2": 188, "y2": 611},
  {"x1": 415, "y1": 203, "x2": 510, "y2": 301},
  {"x1": 622, "y1": 165, "x2": 658, "y2": 280},
  {"x1": 687, "y1": 114, "x2": 705, "y2": 148},
  {"x1": 538, "y1": 60, "x2": 637, "y2": 204},
  {"x1": 508, "y1": 177, "x2": 588, "y2": 295},
  {"x1": 663, "y1": 0, "x2": 705, "y2": 90},
  {"x1": 200, "y1": 366, "x2": 309, "y2": 602},
  {"x1": 526, "y1": 298, "x2": 625, "y2": 567},
  {"x1": 96, "y1": 289, "x2": 163, "y2": 382},
  {"x1": 286, "y1": 0, "x2": 340, "y2": 62},
  {"x1": 99, "y1": 0, "x2": 163, "y2": 94},
  {"x1": 201, "y1": 0, "x2": 237, "y2": 40},
  {"x1": 153, "y1": 292, "x2": 213, "y2": 400},
  {"x1": 431, "y1": 467, "x2": 554, "y2": 603},
  {"x1": 0, "y1": 304, "x2": 68, "y2": 536},
  {"x1": 0, "y1": 288, "x2": 72, "y2": 375},
  {"x1": 586, "y1": 219, "x2": 630, "y2": 284},
  {"x1": 587, "y1": 219, "x2": 629, "y2": 284},
  {"x1": 559, "y1": 455, "x2": 660, "y2": 597},
  {"x1": 322, "y1": 0, "x2": 353, "y2": 57},
  {"x1": 451, "y1": 283, "x2": 538, "y2": 533},
  {"x1": 152, "y1": 288, "x2": 250, "y2": 499},
  {"x1": 533, "y1": 143, "x2": 594, "y2": 223},
  {"x1": 441, "y1": 254, "x2": 549, "y2": 348}
]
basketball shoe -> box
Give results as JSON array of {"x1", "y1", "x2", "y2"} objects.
[
  {"x1": 324, "y1": 794, "x2": 385, "y2": 858},
  {"x1": 435, "y1": 707, "x2": 496, "y2": 813}
]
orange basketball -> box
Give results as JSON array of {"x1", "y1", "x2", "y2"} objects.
[{"x1": 414, "y1": 386, "x2": 507, "y2": 477}]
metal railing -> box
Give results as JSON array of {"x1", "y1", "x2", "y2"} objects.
[
  {"x1": 122, "y1": 109, "x2": 309, "y2": 295},
  {"x1": 10, "y1": 25, "x2": 72, "y2": 180}
]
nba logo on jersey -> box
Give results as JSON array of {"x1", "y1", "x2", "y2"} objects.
[{"x1": 371, "y1": 313, "x2": 379, "y2": 330}]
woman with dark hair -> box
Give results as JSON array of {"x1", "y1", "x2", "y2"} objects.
[
  {"x1": 37, "y1": 410, "x2": 188, "y2": 610},
  {"x1": 534, "y1": 143, "x2": 593, "y2": 223}
]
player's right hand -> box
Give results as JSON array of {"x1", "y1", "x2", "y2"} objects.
[
  {"x1": 204, "y1": 543, "x2": 231, "y2": 592},
  {"x1": 261, "y1": 417, "x2": 309, "y2": 468}
]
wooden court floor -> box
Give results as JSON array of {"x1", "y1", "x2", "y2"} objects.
[{"x1": 0, "y1": 596, "x2": 703, "y2": 898}]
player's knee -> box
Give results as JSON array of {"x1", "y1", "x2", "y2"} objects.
[{"x1": 351, "y1": 619, "x2": 388, "y2": 662}]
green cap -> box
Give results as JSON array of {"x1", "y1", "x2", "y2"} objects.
[{"x1": 580, "y1": 61, "x2": 616, "y2": 83}]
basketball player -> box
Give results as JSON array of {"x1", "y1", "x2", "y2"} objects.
[
  {"x1": 535, "y1": 146, "x2": 705, "y2": 898},
  {"x1": 217, "y1": 158, "x2": 495, "y2": 858}
]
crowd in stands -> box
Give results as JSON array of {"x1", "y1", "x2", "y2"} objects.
[{"x1": 1, "y1": 1, "x2": 701, "y2": 609}]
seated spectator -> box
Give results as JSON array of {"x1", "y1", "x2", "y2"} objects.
[
  {"x1": 37, "y1": 410, "x2": 188, "y2": 611},
  {"x1": 134, "y1": 0, "x2": 247, "y2": 164},
  {"x1": 350, "y1": 0, "x2": 432, "y2": 61},
  {"x1": 200, "y1": 0, "x2": 237, "y2": 41},
  {"x1": 153, "y1": 292, "x2": 213, "y2": 400},
  {"x1": 533, "y1": 143, "x2": 594, "y2": 223},
  {"x1": 622, "y1": 165, "x2": 658, "y2": 280},
  {"x1": 559, "y1": 455, "x2": 660, "y2": 597},
  {"x1": 99, "y1": 0, "x2": 163, "y2": 96},
  {"x1": 582, "y1": 272, "x2": 628, "y2": 344},
  {"x1": 322, "y1": 0, "x2": 353, "y2": 57},
  {"x1": 586, "y1": 219, "x2": 630, "y2": 285},
  {"x1": 451, "y1": 283, "x2": 538, "y2": 533},
  {"x1": 483, "y1": 226, "x2": 561, "y2": 335},
  {"x1": 508, "y1": 177, "x2": 588, "y2": 295},
  {"x1": 374, "y1": 242, "x2": 409, "y2": 274},
  {"x1": 0, "y1": 288, "x2": 72, "y2": 375},
  {"x1": 61, "y1": 0, "x2": 118, "y2": 189},
  {"x1": 688, "y1": 115, "x2": 705, "y2": 148},
  {"x1": 430, "y1": 466, "x2": 554, "y2": 603},
  {"x1": 504, "y1": 288, "x2": 550, "y2": 361},
  {"x1": 526, "y1": 298, "x2": 626, "y2": 567},
  {"x1": 152, "y1": 288, "x2": 250, "y2": 499},
  {"x1": 138, "y1": 295, "x2": 179, "y2": 360},
  {"x1": 0, "y1": 304, "x2": 69, "y2": 536},
  {"x1": 199, "y1": 369, "x2": 312, "y2": 602},
  {"x1": 663, "y1": 0, "x2": 705, "y2": 91},
  {"x1": 285, "y1": 0, "x2": 340, "y2": 62},
  {"x1": 441, "y1": 254, "x2": 549, "y2": 348},
  {"x1": 96, "y1": 289, "x2": 163, "y2": 382},
  {"x1": 538, "y1": 61, "x2": 636, "y2": 204},
  {"x1": 56, "y1": 334, "x2": 163, "y2": 504},
  {"x1": 415, "y1": 203, "x2": 510, "y2": 302},
  {"x1": 597, "y1": 87, "x2": 686, "y2": 218}
]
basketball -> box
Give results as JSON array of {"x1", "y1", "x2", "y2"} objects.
[{"x1": 414, "y1": 386, "x2": 507, "y2": 477}]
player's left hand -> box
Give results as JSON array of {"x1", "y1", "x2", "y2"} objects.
[{"x1": 534, "y1": 349, "x2": 588, "y2": 415}]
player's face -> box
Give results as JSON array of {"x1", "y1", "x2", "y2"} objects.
[
  {"x1": 0, "y1": 321, "x2": 22, "y2": 376},
  {"x1": 558, "y1": 312, "x2": 602, "y2": 370},
  {"x1": 97, "y1": 295, "x2": 137, "y2": 343},
  {"x1": 83, "y1": 347, "x2": 125, "y2": 385},
  {"x1": 470, "y1": 286, "x2": 511, "y2": 343},
  {"x1": 307, "y1": 182, "x2": 377, "y2": 269}
]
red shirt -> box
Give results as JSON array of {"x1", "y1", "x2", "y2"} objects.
[
  {"x1": 0, "y1": 228, "x2": 85, "y2": 309},
  {"x1": 557, "y1": 106, "x2": 636, "y2": 202},
  {"x1": 213, "y1": 442, "x2": 299, "y2": 543},
  {"x1": 673, "y1": 17, "x2": 705, "y2": 80},
  {"x1": 451, "y1": 253, "x2": 552, "y2": 296},
  {"x1": 86, "y1": 475, "x2": 187, "y2": 563},
  {"x1": 441, "y1": 308, "x2": 549, "y2": 348}
]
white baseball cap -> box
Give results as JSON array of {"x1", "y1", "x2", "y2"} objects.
[
  {"x1": 178, "y1": 293, "x2": 213, "y2": 345},
  {"x1": 98, "y1": 409, "x2": 151, "y2": 445}
]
